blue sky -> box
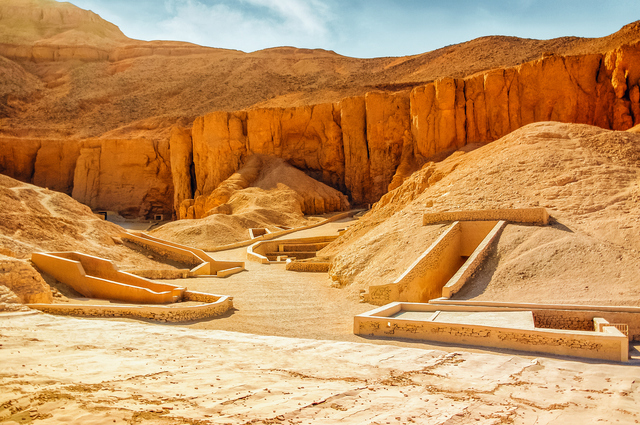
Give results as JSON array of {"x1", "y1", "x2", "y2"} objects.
[{"x1": 68, "y1": 0, "x2": 640, "y2": 58}]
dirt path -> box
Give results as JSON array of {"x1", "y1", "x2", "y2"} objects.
[{"x1": 163, "y1": 217, "x2": 374, "y2": 342}]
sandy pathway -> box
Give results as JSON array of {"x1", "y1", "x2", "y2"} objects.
[{"x1": 157, "y1": 218, "x2": 377, "y2": 342}]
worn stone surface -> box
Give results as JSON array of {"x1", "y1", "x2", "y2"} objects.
[
  {"x1": 246, "y1": 103, "x2": 345, "y2": 191},
  {"x1": 0, "y1": 137, "x2": 41, "y2": 183},
  {"x1": 340, "y1": 96, "x2": 369, "y2": 205},
  {"x1": 365, "y1": 91, "x2": 412, "y2": 202},
  {"x1": 32, "y1": 139, "x2": 81, "y2": 194},
  {"x1": 192, "y1": 111, "x2": 248, "y2": 198}
]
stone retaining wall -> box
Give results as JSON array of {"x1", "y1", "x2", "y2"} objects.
[
  {"x1": 285, "y1": 262, "x2": 331, "y2": 272},
  {"x1": 423, "y1": 208, "x2": 549, "y2": 225},
  {"x1": 355, "y1": 303, "x2": 629, "y2": 362},
  {"x1": 430, "y1": 300, "x2": 640, "y2": 342},
  {"x1": 27, "y1": 291, "x2": 233, "y2": 323}
]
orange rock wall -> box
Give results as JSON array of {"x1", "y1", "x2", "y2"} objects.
[
  {"x1": 71, "y1": 139, "x2": 173, "y2": 218},
  {"x1": 3, "y1": 46, "x2": 640, "y2": 218},
  {"x1": 188, "y1": 48, "x2": 640, "y2": 213},
  {"x1": 169, "y1": 126, "x2": 193, "y2": 216},
  {"x1": 412, "y1": 52, "x2": 639, "y2": 160}
]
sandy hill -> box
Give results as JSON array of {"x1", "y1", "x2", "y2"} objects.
[
  {"x1": 0, "y1": 173, "x2": 183, "y2": 269},
  {"x1": 322, "y1": 122, "x2": 640, "y2": 306},
  {"x1": 0, "y1": 0, "x2": 127, "y2": 46},
  {"x1": 0, "y1": 171, "x2": 193, "y2": 309},
  {"x1": 2, "y1": 0, "x2": 640, "y2": 140},
  {"x1": 152, "y1": 155, "x2": 348, "y2": 249}
]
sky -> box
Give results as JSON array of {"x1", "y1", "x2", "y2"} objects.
[{"x1": 67, "y1": 0, "x2": 640, "y2": 58}]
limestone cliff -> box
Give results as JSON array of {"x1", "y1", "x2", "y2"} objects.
[
  {"x1": 180, "y1": 44, "x2": 640, "y2": 214},
  {"x1": 2, "y1": 2, "x2": 640, "y2": 219},
  {"x1": 72, "y1": 138, "x2": 173, "y2": 218},
  {"x1": 2, "y1": 43, "x2": 640, "y2": 219}
]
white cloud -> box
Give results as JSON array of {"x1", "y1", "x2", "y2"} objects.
[{"x1": 154, "y1": 0, "x2": 334, "y2": 52}]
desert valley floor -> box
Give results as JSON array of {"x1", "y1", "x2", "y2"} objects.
[{"x1": 2, "y1": 216, "x2": 640, "y2": 424}]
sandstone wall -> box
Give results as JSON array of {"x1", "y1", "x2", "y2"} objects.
[
  {"x1": 3, "y1": 45, "x2": 640, "y2": 219},
  {"x1": 169, "y1": 126, "x2": 193, "y2": 216},
  {"x1": 184, "y1": 46, "x2": 640, "y2": 214},
  {"x1": 189, "y1": 95, "x2": 409, "y2": 209},
  {"x1": 0, "y1": 137, "x2": 41, "y2": 184},
  {"x1": 72, "y1": 139, "x2": 174, "y2": 218},
  {"x1": 411, "y1": 52, "x2": 639, "y2": 160}
]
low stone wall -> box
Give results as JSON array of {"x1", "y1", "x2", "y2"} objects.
[
  {"x1": 122, "y1": 232, "x2": 244, "y2": 276},
  {"x1": 355, "y1": 303, "x2": 629, "y2": 362},
  {"x1": 249, "y1": 228, "x2": 270, "y2": 239},
  {"x1": 533, "y1": 311, "x2": 595, "y2": 332},
  {"x1": 430, "y1": 300, "x2": 640, "y2": 342},
  {"x1": 32, "y1": 252, "x2": 185, "y2": 304},
  {"x1": 365, "y1": 223, "x2": 462, "y2": 305},
  {"x1": 123, "y1": 234, "x2": 202, "y2": 267},
  {"x1": 423, "y1": 208, "x2": 549, "y2": 225},
  {"x1": 120, "y1": 232, "x2": 206, "y2": 268},
  {"x1": 209, "y1": 210, "x2": 360, "y2": 252},
  {"x1": 365, "y1": 221, "x2": 503, "y2": 305},
  {"x1": 442, "y1": 221, "x2": 506, "y2": 298},
  {"x1": 248, "y1": 236, "x2": 338, "y2": 264},
  {"x1": 124, "y1": 269, "x2": 191, "y2": 280},
  {"x1": 27, "y1": 291, "x2": 233, "y2": 323},
  {"x1": 285, "y1": 261, "x2": 331, "y2": 272}
]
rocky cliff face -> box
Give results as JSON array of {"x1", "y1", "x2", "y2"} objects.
[
  {"x1": 3, "y1": 44, "x2": 640, "y2": 219},
  {"x1": 71, "y1": 138, "x2": 173, "y2": 218},
  {"x1": 179, "y1": 44, "x2": 640, "y2": 215}
]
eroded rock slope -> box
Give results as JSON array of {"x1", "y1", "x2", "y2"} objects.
[{"x1": 322, "y1": 122, "x2": 640, "y2": 306}]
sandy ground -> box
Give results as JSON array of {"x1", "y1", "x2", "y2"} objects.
[
  {"x1": 324, "y1": 123, "x2": 640, "y2": 305},
  {"x1": 1, "y1": 312, "x2": 639, "y2": 425},
  {"x1": 3, "y1": 216, "x2": 640, "y2": 424}
]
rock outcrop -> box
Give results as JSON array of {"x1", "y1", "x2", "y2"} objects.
[
  {"x1": 169, "y1": 126, "x2": 194, "y2": 217},
  {"x1": 2, "y1": 43, "x2": 640, "y2": 219},
  {"x1": 178, "y1": 44, "x2": 640, "y2": 215},
  {"x1": 2, "y1": 1, "x2": 640, "y2": 220},
  {"x1": 72, "y1": 138, "x2": 173, "y2": 218}
]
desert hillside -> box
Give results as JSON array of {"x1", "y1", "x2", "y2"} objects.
[
  {"x1": 1, "y1": 0, "x2": 640, "y2": 140},
  {"x1": 322, "y1": 121, "x2": 640, "y2": 305},
  {"x1": 0, "y1": 0, "x2": 639, "y2": 272},
  {"x1": 0, "y1": 172, "x2": 185, "y2": 275},
  {"x1": 2, "y1": 4, "x2": 640, "y2": 422}
]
